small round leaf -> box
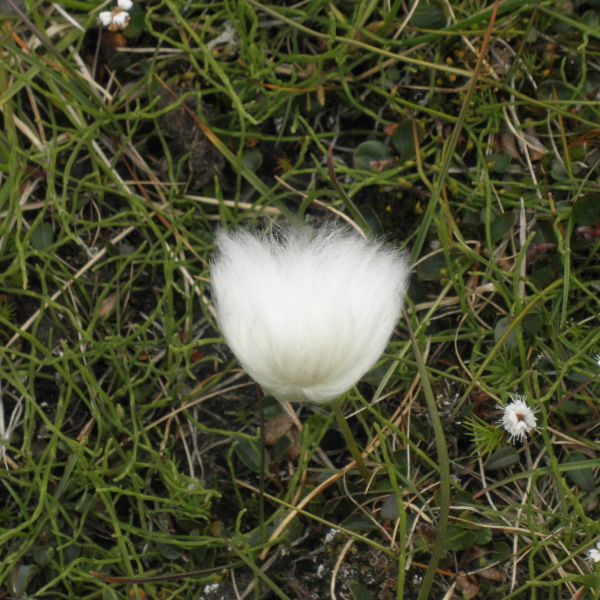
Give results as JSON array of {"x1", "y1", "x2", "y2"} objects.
[
  {"x1": 353, "y1": 141, "x2": 391, "y2": 172},
  {"x1": 31, "y1": 223, "x2": 54, "y2": 250}
]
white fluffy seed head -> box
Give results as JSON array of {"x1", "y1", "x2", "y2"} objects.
[{"x1": 210, "y1": 224, "x2": 409, "y2": 404}]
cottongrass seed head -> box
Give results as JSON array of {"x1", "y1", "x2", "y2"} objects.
[
  {"x1": 210, "y1": 224, "x2": 409, "y2": 404},
  {"x1": 499, "y1": 393, "x2": 538, "y2": 443}
]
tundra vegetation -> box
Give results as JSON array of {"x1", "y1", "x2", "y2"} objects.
[{"x1": 0, "y1": 1, "x2": 599, "y2": 598}]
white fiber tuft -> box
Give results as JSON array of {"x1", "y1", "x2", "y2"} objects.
[{"x1": 210, "y1": 224, "x2": 409, "y2": 404}]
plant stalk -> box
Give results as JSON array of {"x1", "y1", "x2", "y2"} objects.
[
  {"x1": 404, "y1": 308, "x2": 449, "y2": 600},
  {"x1": 257, "y1": 386, "x2": 265, "y2": 548},
  {"x1": 332, "y1": 400, "x2": 371, "y2": 485}
]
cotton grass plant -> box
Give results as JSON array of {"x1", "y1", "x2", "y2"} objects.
[
  {"x1": 2, "y1": 1, "x2": 599, "y2": 597},
  {"x1": 210, "y1": 223, "x2": 409, "y2": 482}
]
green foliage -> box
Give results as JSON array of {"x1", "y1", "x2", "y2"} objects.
[
  {"x1": 464, "y1": 415, "x2": 504, "y2": 457},
  {"x1": 0, "y1": 0, "x2": 599, "y2": 598}
]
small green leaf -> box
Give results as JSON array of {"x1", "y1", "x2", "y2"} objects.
[
  {"x1": 443, "y1": 522, "x2": 492, "y2": 551},
  {"x1": 391, "y1": 120, "x2": 417, "y2": 162},
  {"x1": 233, "y1": 438, "x2": 266, "y2": 474},
  {"x1": 443, "y1": 524, "x2": 475, "y2": 551},
  {"x1": 353, "y1": 140, "x2": 391, "y2": 171},
  {"x1": 494, "y1": 317, "x2": 518, "y2": 350},
  {"x1": 31, "y1": 222, "x2": 54, "y2": 250},
  {"x1": 380, "y1": 493, "x2": 400, "y2": 521},
  {"x1": 33, "y1": 545, "x2": 54, "y2": 567},
  {"x1": 156, "y1": 542, "x2": 183, "y2": 560},
  {"x1": 523, "y1": 312, "x2": 544, "y2": 335},
  {"x1": 529, "y1": 262, "x2": 558, "y2": 289},
  {"x1": 563, "y1": 452, "x2": 596, "y2": 493},
  {"x1": 343, "y1": 515, "x2": 375, "y2": 534},
  {"x1": 491, "y1": 541, "x2": 511, "y2": 561},
  {"x1": 241, "y1": 148, "x2": 263, "y2": 172},
  {"x1": 486, "y1": 210, "x2": 513, "y2": 243},
  {"x1": 487, "y1": 153, "x2": 512, "y2": 174},
  {"x1": 10, "y1": 564, "x2": 38, "y2": 598},
  {"x1": 125, "y1": 5, "x2": 146, "y2": 36},
  {"x1": 472, "y1": 525, "x2": 493, "y2": 546},
  {"x1": 415, "y1": 252, "x2": 446, "y2": 281},
  {"x1": 560, "y1": 399, "x2": 591, "y2": 416},
  {"x1": 551, "y1": 159, "x2": 569, "y2": 181},
  {"x1": 63, "y1": 544, "x2": 81, "y2": 564},
  {"x1": 485, "y1": 446, "x2": 520, "y2": 471},
  {"x1": 537, "y1": 80, "x2": 578, "y2": 101},
  {"x1": 409, "y1": 0, "x2": 446, "y2": 29},
  {"x1": 272, "y1": 435, "x2": 291, "y2": 461},
  {"x1": 573, "y1": 195, "x2": 600, "y2": 226},
  {"x1": 348, "y1": 581, "x2": 375, "y2": 600},
  {"x1": 565, "y1": 369, "x2": 591, "y2": 384},
  {"x1": 263, "y1": 396, "x2": 284, "y2": 420}
]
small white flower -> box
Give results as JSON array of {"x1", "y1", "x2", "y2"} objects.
[
  {"x1": 98, "y1": 11, "x2": 114, "y2": 26},
  {"x1": 588, "y1": 541, "x2": 600, "y2": 563},
  {"x1": 111, "y1": 10, "x2": 130, "y2": 29},
  {"x1": 98, "y1": 1, "x2": 133, "y2": 30},
  {"x1": 210, "y1": 224, "x2": 409, "y2": 405},
  {"x1": 202, "y1": 582, "x2": 220, "y2": 594},
  {"x1": 498, "y1": 394, "x2": 538, "y2": 442},
  {"x1": 595, "y1": 354, "x2": 600, "y2": 368},
  {"x1": 324, "y1": 527, "x2": 339, "y2": 544}
]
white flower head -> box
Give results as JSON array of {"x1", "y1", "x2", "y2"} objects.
[
  {"x1": 98, "y1": 11, "x2": 114, "y2": 26},
  {"x1": 498, "y1": 394, "x2": 538, "y2": 442},
  {"x1": 98, "y1": 0, "x2": 133, "y2": 30},
  {"x1": 595, "y1": 354, "x2": 600, "y2": 368},
  {"x1": 588, "y1": 541, "x2": 600, "y2": 563},
  {"x1": 202, "y1": 582, "x2": 220, "y2": 594},
  {"x1": 210, "y1": 224, "x2": 409, "y2": 404},
  {"x1": 111, "y1": 10, "x2": 130, "y2": 29}
]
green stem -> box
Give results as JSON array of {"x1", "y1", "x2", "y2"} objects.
[
  {"x1": 258, "y1": 387, "x2": 265, "y2": 547},
  {"x1": 331, "y1": 400, "x2": 371, "y2": 485},
  {"x1": 404, "y1": 309, "x2": 449, "y2": 600}
]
